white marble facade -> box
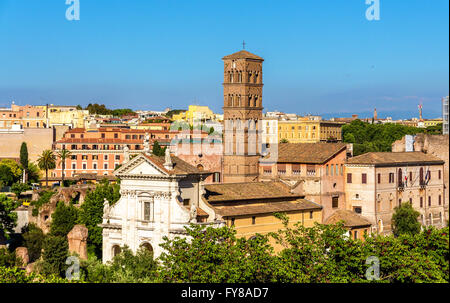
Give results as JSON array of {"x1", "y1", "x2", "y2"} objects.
[{"x1": 101, "y1": 153, "x2": 223, "y2": 263}]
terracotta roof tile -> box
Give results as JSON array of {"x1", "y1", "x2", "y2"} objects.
[
  {"x1": 265, "y1": 143, "x2": 347, "y2": 164},
  {"x1": 204, "y1": 181, "x2": 300, "y2": 202},
  {"x1": 213, "y1": 199, "x2": 321, "y2": 217},
  {"x1": 324, "y1": 210, "x2": 372, "y2": 228},
  {"x1": 222, "y1": 50, "x2": 264, "y2": 61},
  {"x1": 346, "y1": 152, "x2": 444, "y2": 166}
]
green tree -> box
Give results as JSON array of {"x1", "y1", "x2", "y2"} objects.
[
  {"x1": 158, "y1": 224, "x2": 277, "y2": 283},
  {"x1": 0, "y1": 165, "x2": 15, "y2": 187},
  {"x1": 27, "y1": 162, "x2": 41, "y2": 184},
  {"x1": 37, "y1": 150, "x2": 56, "y2": 188},
  {"x1": 20, "y1": 142, "x2": 29, "y2": 182},
  {"x1": 11, "y1": 182, "x2": 30, "y2": 197},
  {"x1": 152, "y1": 141, "x2": 166, "y2": 156},
  {"x1": 50, "y1": 202, "x2": 79, "y2": 238},
  {"x1": 0, "y1": 194, "x2": 18, "y2": 239},
  {"x1": 56, "y1": 149, "x2": 71, "y2": 187},
  {"x1": 0, "y1": 248, "x2": 19, "y2": 268},
  {"x1": 0, "y1": 159, "x2": 22, "y2": 182},
  {"x1": 41, "y1": 235, "x2": 68, "y2": 277},
  {"x1": 78, "y1": 181, "x2": 120, "y2": 258},
  {"x1": 21, "y1": 223, "x2": 45, "y2": 263},
  {"x1": 391, "y1": 202, "x2": 421, "y2": 237}
]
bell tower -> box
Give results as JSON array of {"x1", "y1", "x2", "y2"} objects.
[{"x1": 222, "y1": 50, "x2": 264, "y2": 183}]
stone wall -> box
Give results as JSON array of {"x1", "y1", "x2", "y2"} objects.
[{"x1": 0, "y1": 128, "x2": 54, "y2": 162}]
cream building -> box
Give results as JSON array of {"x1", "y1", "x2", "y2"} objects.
[
  {"x1": 345, "y1": 152, "x2": 447, "y2": 234},
  {"x1": 172, "y1": 105, "x2": 222, "y2": 125}
]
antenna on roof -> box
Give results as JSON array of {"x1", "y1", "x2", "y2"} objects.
[{"x1": 242, "y1": 40, "x2": 246, "y2": 50}]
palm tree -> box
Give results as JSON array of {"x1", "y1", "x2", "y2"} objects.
[
  {"x1": 37, "y1": 150, "x2": 56, "y2": 188},
  {"x1": 57, "y1": 148, "x2": 71, "y2": 187}
]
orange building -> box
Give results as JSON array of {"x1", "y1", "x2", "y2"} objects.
[{"x1": 52, "y1": 127, "x2": 207, "y2": 179}]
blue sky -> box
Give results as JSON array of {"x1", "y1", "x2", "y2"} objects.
[{"x1": 0, "y1": 0, "x2": 448, "y2": 119}]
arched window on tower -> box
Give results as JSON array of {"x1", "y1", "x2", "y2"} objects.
[
  {"x1": 255, "y1": 96, "x2": 259, "y2": 107},
  {"x1": 238, "y1": 72, "x2": 242, "y2": 83},
  {"x1": 230, "y1": 72, "x2": 234, "y2": 83},
  {"x1": 248, "y1": 95, "x2": 252, "y2": 107},
  {"x1": 228, "y1": 95, "x2": 232, "y2": 107},
  {"x1": 248, "y1": 72, "x2": 252, "y2": 83},
  {"x1": 254, "y1": 72, "x2": 258, "y2": 83}
]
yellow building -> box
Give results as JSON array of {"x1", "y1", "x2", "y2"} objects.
[
  {"x1": 203, "y1": 181, "x2": 323, "y2": 250},
  {"x1": 277, "y1": 118, "x2": 343, "y2": 143},
  {"x1": 422, "y1": 119, "x2": 443, "y2": 128},
  {"x1": 37, "y1": 105, "x2": 89, "y2": 128},
  {"x1": 172, "y1": 105, "x2": 221, "y2": 125}
]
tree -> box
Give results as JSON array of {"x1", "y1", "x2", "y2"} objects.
[
  {"x1": 21, "y1": 223, "x2": 45, "y2": 263},
  {"x1": 158, "y1": 224, "x2": 277, "y2": 283},
  {"x1": 152, "y1": 141, "x2": 166, "y2": 156},
  {"x1": 37, "y1": 150, "x2": 56, "y2": 188},
  {"x1": 56, "y1": 149, "x2": 71, "y2": 186},
  {"x1": 20, "y1": 142, "x2": 29, "y2": 182},
  {"x1": 50, "y1": 202, "x2": 79, "y2": 238},
  {"x1": 41, "y1": 235, "x2": 68, "y2": 277},
  {"x1": 11, "y1": 182, "x2": 30, "y2": 197},
  {"x1": 78, "y1": 181, "x2": 120, "y2": 258},
  {"x1": 0, "y1": 165, "x2": 15, "y2": 187},
  {"x1": 27, "y1": 162, "x2": 41, "y2": 184},
  {"x1": 391, "y1": 202, "x2": 421, "y2": 237},
  {"x1": 0, "y1": 194, "x2": 18, "y2": 239}
]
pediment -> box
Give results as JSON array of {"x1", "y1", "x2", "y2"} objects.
[{"x1": 114, "y1": 154, "x2": 167, "y2": 177}]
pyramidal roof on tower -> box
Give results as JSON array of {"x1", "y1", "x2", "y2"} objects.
[{"x1": 222, "y1": 50, "x2": 264, "y2": 61}]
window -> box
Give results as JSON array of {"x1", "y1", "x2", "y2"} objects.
[
  {"x1": 347, "y1": 173, "x2": 352, "y2": 183},
  {"x1": 231, "y1": 218, "x2": 235, "y2": 226},
  {"x1": 183, "y1": 199, "x2": 190, "y2": 206},
  {"x1": 292, "y1": 165, "x2": 301, "y2": 175},
  {"x1": 71, "y1": 134, "x2": 75, "y2": 138},
  {"x1": 439, "y1": 195, "x2": 442, "y2": 205},
  {"x1": 82, "y1": 155, "x2": 88, "y2": 160},
  {"x1": 104, "y1": 163, "x2": 108, "y2": 170},
  {"x1": 104, "y1": 155, "x2": 108, "y2": 161},
  {"x1": 428, "y1": 196, "x2": 431, "y2": 206},
  {"x1": 93, "y1": 163, "x2": 97, "y2": 170},
  {"x1": 353, "y1": 207, "x2": 362, "y2": 214},
  {"x1": 354, "y1": 230, "x2": 358, "y2": 240},
  {"x1": 409, "y1": 198, "x2": 412, "y2": 205},
  {"x1": 114, "y1": 133, "x2": 118, "y2": 139},
  {"x1": 377, "y1": 173, "x2": 381, "y2": 184},
  {"x1": 101, "y1": 133, "x2": 105, "y2": 138},
  {"x1": 409, "y1": 172, "x2": 413, "y2": 184},
  {"x1": 263, "y1": 167, "x2": 272, "y2": 175},
  {"x1": 340, "y1": 164, "x2": 343, "y2": 175},
  {"x1": 71, "y1": 155, "x2": 77, "y2": 160},
  {"x1": 82, "y1": 163, "x2": 87, "y2": 170},
  {"x1": 144, "y1": 202, "x2": 151, "y2": 221},
  {"x1": 309, "y1": 211, "x2": 313, "y2": 219},
  {"x1": 72, "y1": 163, "x2": 76, "y2": 170},
  {"x1": 438, "y1": 170, "x2": 442, "y2": 180},
  {"x1": 389, "y1": 173, "x2": 394, "y2": 183},
  {"x1": 420, "y1": 197, "x2": 423, "y2": 208},
  {"x1": 330, "y1": 164, "x2": 334, "y2": 176},
  {"x1": 115, "y1": 155, "x2": 120, "y2": 160},
  {"x1": 362, "y1": 173, "x2": 367, "y2": 184},
  {"x1": 92, "y1": 155, "x2": 98, "y2": 160},
  {"x1": 326, "y1": 165, "x2": 329, "y2": 176},
  {"x1": 277, "y1": 164, "x2": 286, "y2": 175},
  {"x1": 252, "y1": 216, "x2": 256, "y2": 225},
  {"x1": 336, "y1": 164, "x2": 339, "y2": 176},
  {"x1": 332, "y1": 197, "x2": 339, "y2": 208}
]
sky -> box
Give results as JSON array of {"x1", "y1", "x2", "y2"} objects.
[{"x1": 0, "y1": 0, "x2": 448, "y2": 119}]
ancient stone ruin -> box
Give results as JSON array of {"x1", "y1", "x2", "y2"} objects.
[{"x1": 67, "y1": 224, "x2": 88, "y2": 260}]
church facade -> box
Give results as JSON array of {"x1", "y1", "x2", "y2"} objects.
[{"x1": 101, "y1": 150, "x2": 223, "y2": 262}]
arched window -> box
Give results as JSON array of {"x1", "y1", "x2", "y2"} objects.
[
  {"x1": 112, "y1": 245, "x2": 121, "y2": 258},
  {"x1": 230, "y1": 72, "x2": 234, "y2": 83},
  {"x1": 248, "y1": 95, "x2": 252, "y2": 107},
  {"x1": 197, "y1": 164, "x2": 204, "y2": 171},
  {"x1": 140, "y1": 242, "x2": 154, "y2": 256},
  {"x1": 398, "y1": 168, "x2": 402, "y2": 186},
  {"x1": 420, "y1": 167, "x2": 424, "y2": 184},
  {"x1": 377, "y1": 219, "x2": 383, "y2": 233}
]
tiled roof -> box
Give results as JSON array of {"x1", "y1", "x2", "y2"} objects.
[
  {"x1": 346, "y1": 152, "x2": 444, "y2": 166},
  {"x1": 222, "y1": 50, "x2": 264, "y2": 61},
  {"x1": 142, "y1": 154, "x2": 208, "y2": 175},
  {"x1": 324, "y1": 210, "x2": 372, "y2": 228},
  {"x1": 56, "y1": 138, "x2": 145, "y2": 144},
  {"x1": 204, "y1": 181, "x2": 300, "y2": 202},
  {"x1": 213, "y1": 199, "x2": 321, "y2": 217},
  {"x1": 267, "y1": 143, "x2": 347, "y2": 164}
]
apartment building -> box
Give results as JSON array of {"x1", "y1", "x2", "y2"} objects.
[{"x1": 345, "y1": 152, "x2": 447, "y2": 235}]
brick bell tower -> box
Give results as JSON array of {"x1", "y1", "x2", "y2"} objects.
[{"x1": 222, "y1": 49, "x2": 264, "y2": 183}]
